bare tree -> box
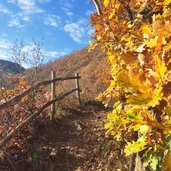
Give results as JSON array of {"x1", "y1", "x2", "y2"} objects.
[
  {"x1": 11, "y1": 39, "x2": 28, "y2": 67},
  {"x1": 11, "y1": 38, "x2": 45, "y2": 83}
]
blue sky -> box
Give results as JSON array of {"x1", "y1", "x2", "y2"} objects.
[{"x1": 0, "y1": 0, "x2": 94, "y2": 66}]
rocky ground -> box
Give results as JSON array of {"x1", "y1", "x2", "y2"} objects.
[{"x1": 0, "y1": 101, "x2": 130, "y2": 171}]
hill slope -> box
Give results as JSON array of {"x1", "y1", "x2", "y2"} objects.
[
  {"x1": 39, "y1": 47, "x2": 110, "y2": 101},
  {"x1": 0, "y1": 59, "x2": 25, "y2": 74}
]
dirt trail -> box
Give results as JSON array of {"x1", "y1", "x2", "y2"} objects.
[{"x1": 0, "y1": 101, "x2": 129, "y2": 171}]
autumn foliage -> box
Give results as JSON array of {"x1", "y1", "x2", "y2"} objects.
[
  {"x1": 0, "y1": 76, "x2": 47, "y2": 141},
  {"x1": 90, "y1": 0, "x2": 171, "y2": 170}
]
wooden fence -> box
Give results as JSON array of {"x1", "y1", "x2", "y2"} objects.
[{"x1": 0, "y1": 71, "x2": 81, "y2": 149}]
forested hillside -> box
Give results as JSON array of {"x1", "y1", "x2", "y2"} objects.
[
  {"x1": 0, "y1": 59, "x2": 25, "y2": 87},
  {"x1": 0, "y1": 59, "x2": 25, "y2": 74},
  {"x1": 37, "y1": 46, "x2": 110, "y2": 101}
]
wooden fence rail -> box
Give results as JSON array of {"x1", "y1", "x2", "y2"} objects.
[
  {"x1": 51, "y1": 71, "x2": 56, "y2": 120},
  {"x1": 0, "y1": 72, "x2": 81, "y2": 110},
  {"x1": 0, "y1": 71, "x2": 81, "y2": 149}
]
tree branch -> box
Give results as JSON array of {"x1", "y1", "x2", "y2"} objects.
[
  {"x1": 92, "y1": 0, "x2": 102, "y2": 15},
  {"x1": 0, "y1": 76, "x2": 81, "y2": 110}
]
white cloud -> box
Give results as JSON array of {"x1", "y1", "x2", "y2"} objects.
[
  {"x1": 59, "y1": 1, "x2": 73, "y2": 9},
  {"x1": 61, "y1": 7, "x2": 74, "y2": 17},
  {"x1": 44, "y1": 49, "x2": 69, "y2": 59},
  {"x1": 64, "y1": 19, "x2": 94, "y2": 43},
  {"x1": 64, "y1": 23, "x2": 83, "y2": 43},
  {"x1": 0, "y1": 39, "x2": 12, "y2": 49},
  {"x1": 17, "y1": 13, "x2": 31, "y2": 22},
  {"x1": 0, "y1": 38, "x2": 13, "y2": 61},
  {"x1": 44, "y1": 14, "x2": 60, "y2": 28},
  {"x1": 0, "y1": 5, "x2": 11, "y2": 15},
  {"x1": 22, "y1": 15, "x2": 30, "y2": 22},
  {"x1": 8, "y1": 17, "x2": 23, "y2": 28},
  {"x1": 59, "y1": 0, "x2": 74, "y2": 17},
  {"x1": 0, "y1": 49, "x2": 10, "y2": 61},
  {"x1": 0, "y1": 4, "x2": 31, "y2": 28},
  {"x1": 8, "y1": 0, "x2": 44, "y2": 14}
]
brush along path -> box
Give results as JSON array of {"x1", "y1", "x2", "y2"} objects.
[{"x1": 0, "y1": 101, "x2": 129, "y2": 171}]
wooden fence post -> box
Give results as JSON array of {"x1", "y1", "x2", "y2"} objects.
[
  {"x1": 75, "y1": 72, "x2": 81, "y2": 105},
  {"x1": 51, "y1": 71, "x2": 56, "y2": 120}
]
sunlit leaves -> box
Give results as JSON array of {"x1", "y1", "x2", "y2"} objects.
[
  {"x1": 146, "y1": 36, "x2": 159, "y2": 48},
  {"x1": 0, "y1": 76, "x2": 47, "y2": 141},
  {"x1": 164, "y1": 0, "x2": 171, "y2": 5},
  {"x1": 103, "y1": 0, "x2": 109, "y2": 7},
  {"x1": 141, "y1": 25, "x2": 152, "y2": 35},
  {"x1": 143, "y1": 147, "x2": 163, "y2": 171},
  {"x1": 124, "y1": 136, "x2": 147, "y2": 155},
  {"x1": 91, "y1": 0, "x2": 171, "y2": 169}
]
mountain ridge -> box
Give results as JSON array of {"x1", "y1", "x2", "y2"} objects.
[{"x1": 0, "y1": 59, "x2": 25, "y2": 74}]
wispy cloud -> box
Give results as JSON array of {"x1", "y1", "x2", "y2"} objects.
[
  {"x1": 59, "y1": 0, "x2": 74, "y2": 17},
  {"x1": 44, "y1": 14, "x2": 60, "y2": 28},
  {"x1": 0, "y1": 38, "x2": 12, "y2": 49},
  {"x1": 45, "y1": 50, "x2": 68, "y2": 58},
  {"x1": 8, "y1": 16, "x2": 23, "y2": 28},
  {"x1": 0, "y1": 38, "x2": 13, "y2": 61},
  {"x1": 64, "y1": 23, "x2": 83, "y2": 43},
  {"x1": 0, "y1": 5, "x2": 11, "y2": 15},
  {"x1": 22, "y1": 15, "x2": 30, "y2": 22},
  {"x1": 61, "y1": 7, "x2": 74, "y2": 17},
  {"x1": 0, "y1": 49, "x2": 10, "y2": 61},
  {"x1": 59, "y1": 1, "x2": 73, "y2": 9},
  {"x1": 8, "y1": 0, "x2": 44, "y2": 14},
  {"x1": 64, "y1": 18, "x2": 93, "y2": 43}
]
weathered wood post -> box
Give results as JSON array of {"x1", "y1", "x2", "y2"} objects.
[
  {"x1": 75, "y1": 72, "x2": 81, "y2": 105},
  {"x1": 51, "y1": 71, "x2": 56, "y2": 120}
]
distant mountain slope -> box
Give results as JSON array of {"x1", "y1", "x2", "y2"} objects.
[
  {"x1": 38, "y1": 46, "x2": 111, "y2": 100},
  {"x1": 0, "y1": 59, "x2": 25, "y2": 74}
]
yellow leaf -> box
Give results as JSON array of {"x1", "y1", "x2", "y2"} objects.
[
  {"x1": 116, "y1": 71, "x2": 132, "y2": 88},
  {"x1": 124, "y1": 136, "x2": 147, "y2": 155},
  {"x1": 154, "y1": 55, "x2": 167, "y2": 81},
  {"x1": 139, "y1": 125, "x2": 150, "y2": 134},
  {"x1": 88, "y1": 40, "x2": 93, "y2": 46},
  {"x1": 162, "y1": 36, "x2": 167, "y2": 45},
  {"x1": 165, "y1": 40, "x2": 171, "y2": 52},
  {"x1": 146, "y1": 36, "x2": 159, "y2": 48},
  {"x1": 164, "y1": 105, "x2": 171, "y2": 115},
  {"x1": 104, "y1": 0, "x2": 109, "y2": 7},
  {"x1": 115, "y1": 4, "x2": 120, "y2": 10},
  {"x1": 97, "y1": 35, "x2": 101, "y2": 41},
  {"x1": 127, "y1": 87, "x2": 163, "y2": 107},
  {"x1": 141, "y1": 25, "x2": 152, "y2": 34},
  {"x1": 88, "y1": 41, "x2": 97, "y2": 52},
  {"x1": 109, "y1": 9, "x2": 116, "y2": 19},
  {"x1": 164, "y1": 0, "x2": 171, "y2": 5}
]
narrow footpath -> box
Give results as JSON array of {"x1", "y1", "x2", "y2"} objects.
[{"x1": 0, "y1": 101, "x2": 130, "y2": 171}]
